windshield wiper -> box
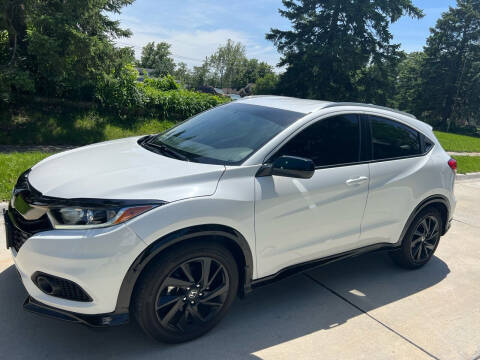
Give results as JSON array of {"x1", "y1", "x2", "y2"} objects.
[{"x1": 146, "y1": 140, "x2": 190, "y2": 161}]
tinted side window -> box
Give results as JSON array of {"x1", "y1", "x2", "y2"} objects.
[
  {"x1": 423, "y1": 135, "x2": 434, "y2": 153},
  {"x1": 370, "y1": 116, "x2": 421, "y2": 160},
  {"x1": 272, "y1": 114, "x2": 360, "y2": 167}
]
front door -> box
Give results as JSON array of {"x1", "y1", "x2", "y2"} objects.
[{"x1": 254, "y1": 114, "x2": 370, "y2": 278}]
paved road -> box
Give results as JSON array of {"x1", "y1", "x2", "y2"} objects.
[{"x1": 0, "y1": 179, "x2": 479, "y2": 359}]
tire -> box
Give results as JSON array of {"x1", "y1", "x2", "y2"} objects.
[
  {"x1": 133, "y1": 241, "x2": 239, "y2": 343},
  {"x1": 390, "y1": 207, "x2": 443, "y2": 269}
]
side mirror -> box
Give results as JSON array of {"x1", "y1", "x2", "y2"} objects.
[{"x1": 257, "y1": 155, "x2": 315, "y2": 179}]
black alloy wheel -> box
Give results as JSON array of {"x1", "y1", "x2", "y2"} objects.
[
  {"x1": 390, "y1": 207, "x2": 443, "y2": 269},
  {"x1": 410, "y1": 216, "x2": 440, "y2": 262},
  {"x1": 155, "y1": 257, "x2": 230, "y2": 332},
  {"x1": 134, "y1": 242, "x2": 239, "y2": 343}
]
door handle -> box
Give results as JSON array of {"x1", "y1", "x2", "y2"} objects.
[{"x1": 345, "y1": 176, "x2": 368, "y2": 186}]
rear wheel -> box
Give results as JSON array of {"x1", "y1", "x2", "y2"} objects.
[
  {"x1": 133, "y1": 242, "x2": 239, "y2": 343},
  {"x1": 390, "y1": 208, "x2": 443, "y2": 269}
]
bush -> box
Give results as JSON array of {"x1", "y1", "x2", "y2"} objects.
[
  {"x1": 141, "y1": 86, "x2": 229, "y2": 120},
  {"x1": 96, "y1": 64, "x2": 145, "y2": 114},
  {"x1": 0, "y1": 68, "x2": 35, "y2": 105},
  {"x1": 96, "y1": 64, "x2": 229, "y2": 120},
  {"x1": 142, "y1": 74, "x2": 180, "y2": 91}
]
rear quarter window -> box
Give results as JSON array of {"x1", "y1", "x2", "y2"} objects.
[{"x1": 369, "y1": 116, "x2": 421, "y2": 160}]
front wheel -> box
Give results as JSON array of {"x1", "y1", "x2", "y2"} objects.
[
  {"x1": 390, "y1": 208, "x2": 443, "y2": 269},
  {"x1": 133, "y1": 242, "x2": 239, "y2": 343}
]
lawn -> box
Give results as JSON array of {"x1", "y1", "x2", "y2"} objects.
[
  {"x1": 455, "y1": 156, "x2": 480, "y2": 175},
  {"x1": 434, "y1": 131, "x2": 480, "y2": 153},
  {"x1": 0, "y1": 105, "x2": 175, "y2": 146},
  {"x1": 0, "y1": 152, "x2": 53, "y2": 200}
]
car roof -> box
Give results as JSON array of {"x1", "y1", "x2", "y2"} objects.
[
  {"x1": 238, "y1": 96, "x2": 432, "y2": 134},
  {"x1": 238, "y1": 96, "x2": 333, "y2": 114}
]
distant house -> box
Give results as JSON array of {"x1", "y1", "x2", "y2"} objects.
[{"x1": 135, "y1": 67, "x2": 155, "y2": 81}]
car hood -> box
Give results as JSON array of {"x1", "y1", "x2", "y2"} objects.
[{"x1": 28, "y1": 137, "x2": 226, "y2": 202}]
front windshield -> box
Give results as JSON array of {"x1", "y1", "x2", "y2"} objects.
[{"x1": 150, "y1": 103, "x2": 304, "y2": 165}]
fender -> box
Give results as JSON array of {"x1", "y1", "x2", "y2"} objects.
[
  {"x1": 396, "y1": 194, "x2": 451, "y2": 246},
  {"x1": 114, "y1": 224, "x2": 254, "y2": 314}
]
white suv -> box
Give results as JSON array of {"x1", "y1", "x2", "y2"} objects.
[{"x1": 4, "y1": 96, "x2": 456, "y2": 343}]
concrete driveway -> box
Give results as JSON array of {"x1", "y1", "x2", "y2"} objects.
[{"x1": 0, "y1": 179, "x2": 479, "y2": 360}]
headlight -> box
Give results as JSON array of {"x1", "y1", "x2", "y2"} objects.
[{"x1": 48, "y1": 205, "x2": 157, "y2": 229}]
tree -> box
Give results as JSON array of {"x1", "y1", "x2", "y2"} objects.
[
  {"x1": 418, "y1": 0, "x2": 480, "y2": 129},
  {"x1": 267, "y1": 0, "x2": 423, "y2": 101},
  {"x1": 232, "y1": 58, "x2": 274, "y2": 88},
  {"x1": 174, "y1": 61, "x2": 190, "y2": 85},
  {"x1": 189, "y1": 58, "x2": 210, "y2": 88},
  {"x1": 208, "y1": 39, "x2": 247, "y2": 88},
  {"x1": 0, "y1": 0, "x2": 135, "y2": 100},
  {"x1": 393, "y1": 51, "x2": 426, "y2": 114},
  {"x1": 140, "y1": 41, "x2": 176, "y2": 77},
  {"x1": 254, "y1": 73, "x2": 280, "y2": 95},
  {"x1": 355, "y1": 50, "x2": 406, "y2": 106}
]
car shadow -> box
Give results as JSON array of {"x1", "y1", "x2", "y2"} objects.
[{"x1": 0, "y1": 252, "x2": 449, "y2": 359}]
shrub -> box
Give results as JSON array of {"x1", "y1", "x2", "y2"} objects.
[
  {"x1": 96, "y1": 64, "x2": 230, "y2": 120},
  {"x1": 141, "y1": 86, "x2": 229, "y2": 120},
  {"x1": 96, "y1": 64, "x2": 145, "y2": 114},
  {"x1": 142, "y1": 74, "x2": 180, "y2": 91},
  {"x1": 0, "y1": 68, "x2": 35, "y2": 105}
]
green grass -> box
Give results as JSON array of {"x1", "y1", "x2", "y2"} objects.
[
  {"x1": 0, "y1": 152, "x2": 53, "y2": 200},
  {"x1": 434, "y1": 131, "x2": 480, "y2": 153},
  {"x1": 454, "y1": 155, "x2": 480, "y2": 174},
  {"x1": 0, "y1": 105, "x2": 175, "y2": 146}
]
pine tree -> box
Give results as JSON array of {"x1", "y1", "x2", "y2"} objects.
[
  {"x1": 419, "y1": 0, "x2": 480, "y2": 129},
  {"x1": 266, "y1": 0, "x2": 423, "y2": 101}
]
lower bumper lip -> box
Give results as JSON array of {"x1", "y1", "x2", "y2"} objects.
[{"x1": 23, "y1": 296, "x2": 129, "y2": 327}]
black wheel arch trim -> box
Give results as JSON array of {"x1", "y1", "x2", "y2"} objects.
[
  {"x1": 396, "y1": 194, "x2": 451, "y2": 246},
  {"x1": 114, "y1": 224, "x2": 254, "y2": 314}
]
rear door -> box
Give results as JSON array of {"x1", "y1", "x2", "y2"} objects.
[
  {"x1": 254, "y1": 114, "x2": 370, "y2": 278},
  {"x1": 360, "y1": 114, "x2": 427, "y2": 246}
]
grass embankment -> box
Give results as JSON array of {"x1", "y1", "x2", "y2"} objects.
[
  {"x1": 454, "y1": 156, "x2": 480, "y2": 175},
  {"x1": 434, "y1": 131, "x2": 480, "y2": 153},
  {"x1": 433, "y1": 131, "x2": 480, "y2": 174},
  {"x1": 0, "y1": 105, "x2": 175, "y2": 146},
  {"x1": 0, "y1": 152, "x2": 53, "y2": 200}
]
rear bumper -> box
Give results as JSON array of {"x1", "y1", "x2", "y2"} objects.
[{"x1": 23, "y1": 296, "x2": 129, "y2": 327}]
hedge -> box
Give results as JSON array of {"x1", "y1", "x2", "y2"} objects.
[{"x1": 96, "y1": 65, "x2": 230, "y2": 121}]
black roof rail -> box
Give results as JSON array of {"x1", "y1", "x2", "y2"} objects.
[{"x1": 323, "y1": 102, "x2": 417, "y2": 119}]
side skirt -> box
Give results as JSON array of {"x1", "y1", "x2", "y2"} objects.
[{"x1": 251, "y1": 243, "x2": 399, "y2": 289}]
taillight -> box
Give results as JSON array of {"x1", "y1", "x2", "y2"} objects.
[{"x1": 448, "y1": 158, "x2": 457, "y2": 172}]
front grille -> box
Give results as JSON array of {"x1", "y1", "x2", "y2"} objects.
[
  {"x1": 6, "y1": 207, "x2": 52, "y2": 252},
  {"x1": 4, "y1": 211, "x2": 32, "y2": 252},
  {"x1": 32, "y1": 272, "x2": 92, "y2": 302}
]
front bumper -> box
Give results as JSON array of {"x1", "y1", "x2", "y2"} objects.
[{"x1": 5, "y1": 209, "x2": 148, "y2": 316}]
